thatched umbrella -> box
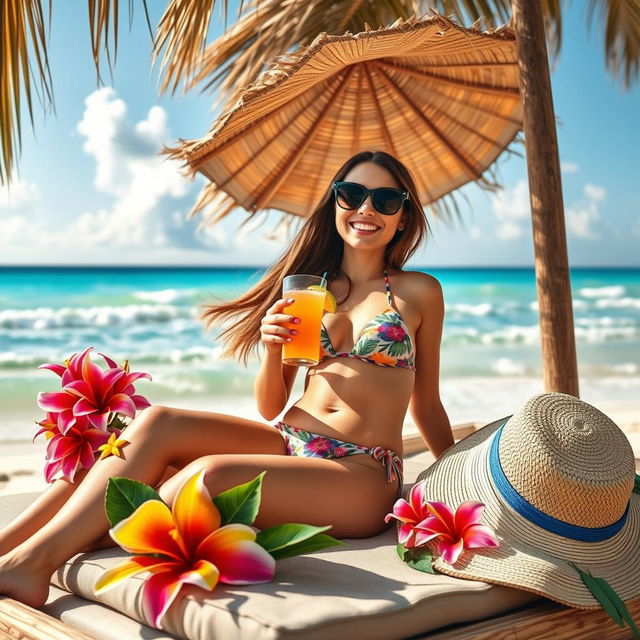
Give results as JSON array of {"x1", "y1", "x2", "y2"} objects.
[
  {"x1": 168, "y1": 9, "x2": 578, "y2": 396},
  {"x1": 169, "y1": 13, "x2": 522, "y2": 223}
]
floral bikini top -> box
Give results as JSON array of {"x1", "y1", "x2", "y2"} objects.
[{"x1": 317, "y1": 270, "x2": 416, "y2": 371}]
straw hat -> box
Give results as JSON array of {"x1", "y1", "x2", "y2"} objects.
[
  {"x1": 169, "y1": 12, "x2": 523, "y2": 227},
  {"x1": 416, "y1": 392, "x2": 640, "y2": 609}
]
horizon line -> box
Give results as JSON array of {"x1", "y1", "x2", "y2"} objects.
[{"x1": 1, "y1": 264, "x2": 639, "y2": 270}]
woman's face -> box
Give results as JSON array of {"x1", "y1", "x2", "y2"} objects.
[{"x1": 334, "y1": 162, "x2": 406, "y2": 250}]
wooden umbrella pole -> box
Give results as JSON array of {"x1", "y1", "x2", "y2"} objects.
[{"x1": 511, "y1": 0, "x2": 579, "y2": 397}]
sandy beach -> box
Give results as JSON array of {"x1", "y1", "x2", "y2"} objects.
[{"x1": 2, "y1": 405, "x2": 639, "y2": 497}]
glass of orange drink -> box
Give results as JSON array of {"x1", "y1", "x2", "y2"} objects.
[{"x1": 282, "y1": 274, "x2": 328, "y2": 366}]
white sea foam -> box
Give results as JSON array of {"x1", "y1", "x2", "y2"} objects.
[
  {"x1": 444, "y1": 321, "x2": 639, "y2": 345},
  {"x1": 133, "y1": 289, "x2": 196, "y2": 304},
  {"x1": 611, "y1": 363, "x2": 639, "y2": 375},
  {"x1": 594, "y1": 297, "x2": 640, "y2": 310},
  {"x1": 579, "y1": 285, "x2": 626, "y2": 298},
  {"x1": 575, "y1": 326, "x2": 637, "y2": 342},
  {"x1": 490, "y1": 358, "x2": 526, "y2": 376},
  {"x1": 530, "y1": 299, "x2": 589, "y2": 311},
  {"x1": 0, "y1": 351, "x2": 52, "y2": 367},
  {"x1": 575, "y1": 317, "x2": 637, "y2": 331},
  {"x1": 447, "y1": 302, "x2": 493, "y2": 316},
  {"x1": 0, "y1": 304, "x2": 194, "y2": 329},
  {"x1": 0, "y1": 345, "x2": 230, "y2": 369},
  {"x1": 480, "y1": 325, "x2": 540, "y2": 345},
  {"x1": 151, "y1": 373, "x2": 208, "y2": 393}
]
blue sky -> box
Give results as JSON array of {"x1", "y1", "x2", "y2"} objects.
[{"x1": 0, "y1": 2, "x2": 638, "y2": 267}]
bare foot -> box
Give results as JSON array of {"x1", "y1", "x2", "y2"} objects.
[{"x1": 0, "y1": 552, "x2": 51, "y2": 609}]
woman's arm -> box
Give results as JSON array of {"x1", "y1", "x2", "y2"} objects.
[
  {"x1": 408, "y1": 274, "x2": 454, "y2": 459},
  {"x1": 254, "y1": 350, "x2": 299, "y2": 420},
  {"x1": 254, "y1": 297, "x2": 300, "y2": 420}
]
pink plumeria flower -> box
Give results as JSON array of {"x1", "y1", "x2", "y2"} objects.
[
  {"x1": 95, "y1": 470, "x2": 275, "y2": 629},
  {"x1": 414, "y1": 500, "x2": 500, "y2": 565},
  {"x1": 37, "y1": 347, "x2": 151, "y2": 434},
  {"x1": 41, "y1": 415, "x2": 111, "y2": 483},
  {"x1": 384, "y1": 480, "x2": 433, "y2": 548},
  {"x1": 33, "y1": 412, "x2": 60, "y2": 442}
]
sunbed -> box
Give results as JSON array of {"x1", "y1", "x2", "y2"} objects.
[{"x1": 1, "y1": 418, "x2": 638, "y2": 639}]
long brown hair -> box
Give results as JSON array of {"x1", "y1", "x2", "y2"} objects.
[{"x1": 200, "y1": 150, "x2": 430, "y2": 365}]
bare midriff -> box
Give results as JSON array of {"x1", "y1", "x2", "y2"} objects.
[{"x1": 281, "y1": 358, "x2": 414, "y2": 455}]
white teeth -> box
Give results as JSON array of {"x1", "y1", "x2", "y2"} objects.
[{"x1": 351, "y1": 223, "x2": 379, "y2": 231}]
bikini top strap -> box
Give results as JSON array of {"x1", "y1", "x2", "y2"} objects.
[{"x1": 383, "y1": 269, "x2": 393, "y2": 306}]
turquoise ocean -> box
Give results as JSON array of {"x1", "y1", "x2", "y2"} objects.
[{"x1": 1, "y1": 266, "x2": 639, "y2": 441}]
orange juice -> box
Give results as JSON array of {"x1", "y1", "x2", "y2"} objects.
[{"x1": 282, "y1": 288, "x2": 326, "y2": 365}]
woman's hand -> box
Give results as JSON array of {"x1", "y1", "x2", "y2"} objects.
[{"x1": 260, "y1": 298, "x2": 301, "y2": 354}]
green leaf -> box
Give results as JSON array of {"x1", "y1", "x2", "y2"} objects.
[
  {"x1": 105, "y1": 477, "x2": 164, "y2": 528},
  {"x1": 213, "y1": 471, "x2": 265, "y2": 526},
  {"x1": 265, "y1": 533, "x2": 344, "y2": 560},
  {"x1": 405, "y1": 547, "x2": 436, "y2": 574},
  {"x1": 569, "y1": 561, "x2": 640, "y2": 637},
  {"x1": 568, "y1": 562, "x2": 623, "y2": 625},
  {"x1": 355, "y1": 338, "x2": 378, "y2": 356},
  {"x1": 396, "y1": 542, "x2": 409, "y2": 561},
  {"x1": 256, "y1": 523, "x2": 331, "y2": 554},
  {"x1": 633, "y1": 474, "x2": 640, "y2": 494},
  {"x1": 387, "y1": 340, "x2": 407, "y2": 357},
  {"x1": 592, "y1": 575, "x2": 640, "y2": 638},
  {"x1": 107, "y1": 413, "x2": 128, "y2": 430}
]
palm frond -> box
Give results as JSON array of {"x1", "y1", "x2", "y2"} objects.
[
  {"x1": 157, "y1": 0, "x2": 421, "y2": 110},
  {"x1": 151, "y1": 0, "x2": 573, "y2": 112},
  {"x1": 153, "y1": 0, "x2": 231, "y2": 95},
  {"x1": 0, "y1": 0, "x2": 53, "y2": 185},
  {"x1": 587, "y1": 0, "x2": 640, "y2": 88},
  {"x1": 87, "y1": 0, "x2": 146, "y2": 85}
]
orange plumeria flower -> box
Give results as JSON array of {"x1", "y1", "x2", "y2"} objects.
[{"x1": 95, "y1": 470, "x2": 275, "y2": 628}]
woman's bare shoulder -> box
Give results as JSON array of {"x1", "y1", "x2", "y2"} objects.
[
  {"x1": 389, "y1": 270, "x2": 443, "y2": 331},
  {"x1": 392, "y1": 269, "x2": 442, "y2": 297}
]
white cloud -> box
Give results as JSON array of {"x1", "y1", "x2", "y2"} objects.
[
  {"x1": 584, "y1": 183, "x2": 606, "y2": 201},
  {"x1": 0, "y1": 178, "x2": 40, "y2": 211},
  {"x1": 72, "y1": 88, "x2": 201, "y2": 249},
  {"x1": 561, "y1": 162, "x2": 579, "y2": 174},
  {"x1": 566, "y1": 204, "x2": 599, "y2": 238},
  {"x1": 0, "y1": 215, "x2": 30, "y2": 242},
  {"x1": 491, "y1": 180, "x2": 530, "y2": 240},
  {"x1": 496, "y1": 221, "x2": 523, "y2": 240},
  {"x1": 0, "y1": 88, "x2": 353, "y2": 265},
  {"x1": 566, "y1": 183, "x2": 606, "y2": 239},
  {"x1": 0, "y1": 88, "x2": 234, "y2": 261}
]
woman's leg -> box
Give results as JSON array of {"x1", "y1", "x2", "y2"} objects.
[
  {"x1": 0, "y1": 405, "x2": 285, "y2": 608},
  {"x1": 157, "y1": 452, "x2": 398, "y2": 537},
  {"x1": 0, "y1": 469, "x2": 89, "y2": 557},
  {"x1": 79, "y1": 465, "x2": 182, "y2": 553},
  {"x1": 0, "y1": 462, "x2": 185, "y2": 556}
]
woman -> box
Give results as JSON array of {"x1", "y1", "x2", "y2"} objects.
[{"x1": 0, "y1": 150, "x2": 453, "y2": 609}]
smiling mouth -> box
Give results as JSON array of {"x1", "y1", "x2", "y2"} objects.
[{"x1": 349, "y1": 222, "x2": 381, "y2": 232}]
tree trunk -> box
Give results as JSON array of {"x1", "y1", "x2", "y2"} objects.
[{"x1": 511, "y1": 0, "x2": 579, "y2": 397}]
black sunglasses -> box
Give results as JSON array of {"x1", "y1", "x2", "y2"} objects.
[{"x1": 333, "y1": 181, "x2": 409, "y2": 215}]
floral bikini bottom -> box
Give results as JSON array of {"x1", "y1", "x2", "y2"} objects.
[{"x1": 274, "y1": 421, "x2": 404, "y2": 494}]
